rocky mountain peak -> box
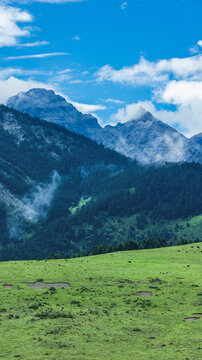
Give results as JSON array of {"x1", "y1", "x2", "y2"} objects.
[
  {"x1": 7, "y1": 88, "x2": 101, "y2": 138},
  {"x1": 138, "y1": 110, "x2": 154, "y2": 122},
  {"x1": 8, "y1": 88, "x2": 73, "y2": 110},
  {"x1": 7, "y1": 88, "x2": 202, "y2": 164}
]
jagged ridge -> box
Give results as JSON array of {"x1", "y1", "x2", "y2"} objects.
[{"x1": 7, "y1": 88, "x2": 202, "y2": 164}]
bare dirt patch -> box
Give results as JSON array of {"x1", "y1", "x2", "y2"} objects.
[
  {"x1": 135, "y1": 291, "x2": 152, "y2": 297},
  {"x1": 185, "y1": 317, "x2": 200, "y2": 322},
  {"x1": 22, "y1": 282, "x2": 70, "y2": 289}
]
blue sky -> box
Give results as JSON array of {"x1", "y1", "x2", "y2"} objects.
[{"x1": 1, "y1": 0, "x2": 202, "y2": 136}]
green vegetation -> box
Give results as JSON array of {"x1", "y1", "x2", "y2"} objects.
[
  {"x1": 69, "y1": 196, "x2": 92, "y2": 214},
  {"x1": 0, "y1": 244, "x2": 202, "y2": 359},
  {"x1": 0, "y1": 105, "x2": 202, "y2": 261},
  {"x1": 189, "y1": 214, "x2": 202, "y2": 226}
]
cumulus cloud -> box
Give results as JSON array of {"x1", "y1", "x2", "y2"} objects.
[
  {"x1": 97, "y1": 54, "x2": 202, "y2": 136},
  {"x1": 156, "y1": 80, "x2": 202, "y2": 104},
  {"x1": 96, "y1": 54, "x2": 202, "y2": 85},
  {"x1": 0, "y1": 76, "x2": 55, "y2": 104},
  {"x1": 154, "y1": 80, "x2": 202, "y2": 136},
  {"x1": 112, "y1": 101, "x2": 156, "y2": 124},
  {"x1": 96, "y1": 59, "x2": 168, "y2": 86},
  {"x1": 0, "y1": 5, "x2": 49, "y2": 48},
  {"x1": 112, "y1": 98, "x2": 202, "y2": 138},
  {"x1": 0, "y1": 5, "x2": 32, "y2": 47}
]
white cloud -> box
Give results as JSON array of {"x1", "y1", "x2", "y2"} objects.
[
  {"x1": 189, "y1": 46, "x2": 199, "y2": 55},
  {"x1": 0, "y1": 71, "x2": 106, "y2": 119},
  {"x1": 189, "y1": 40, "x2": 202, "y2": 54},
  {"x1": 153, "y1": 80, "x2": 202, "y2": 136},
  {"x1": 0, "y1": 76, "x2": 55, "y2": 104},
  {"x1": 69, "y1": 79, "x2": 83, "y2": 84},
  {"x1": 0, "y1": 67, "x2": 41, "y2": 79},
  {"x1": 96, "y1": 59, "x2": 168, "y2": 86},
  {"x1": 0, "y1": 0, "x2": 82, "y2": 48},
  {"x1": 7, "y1": 52, "x2": 69, "y2": 59},
  {"x1": 112, "y1": 101, "x2": 156, "y2": 124},
  {"x1": 0, "y1": 5, "x2": 32, "y2": 47},
  {"x1": 96, "y1": 54, "x2": 202, "y2": 85},
  {"x1": 58, "y1": 68, "x2": 72, "y2": 74},
  {"x1": 156, "y1": 80, "x2": 202, "y2": 104},
  {"x1": 18, "y1": 40, "x2": 49, "y2": 47},
  {"x1": 112, "y1": 97, "x2": 202, "y2": 138},
  {"x1": 35, "y1": 0, "x2": 82, "y2": 2},
  {"x1": 121, "y1": 2, "x2": 127, "y2": 10},
  {"x1": 72, "y1": 35, "x2": 80, "y2": 41},
  {"x1": 8, "y1": 0, "x2": 83, "y2": 3},
  {"x1": 96, "y1": 54, "x2": 202, "y2": 137},
  {"x1": 71, "y1": 101, "x2": 106, "y2": 113},
  {"x1": 51, "y1": 74, "x2": 72, "y2": 82},
  {"x1": 105, "y1": 98, "x2": 125, "y2": 104},
  {"x1": 82, "y1": 71, "x2": 89, "y2": 75},
  {"x1": 50, "y1": 69, "x2": 84, "y2": 84}
]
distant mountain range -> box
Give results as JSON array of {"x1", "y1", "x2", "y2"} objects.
[
  {"x1": 0, "y1": 103, "x2": 202, "y2": 261},
  {"x1": 8, "y1": 88, "x2": 202, "y2": 164}
]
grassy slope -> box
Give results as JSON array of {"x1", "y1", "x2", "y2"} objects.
[{"x1": 0, "y1": 244, "x2": 202, "y2": 360}]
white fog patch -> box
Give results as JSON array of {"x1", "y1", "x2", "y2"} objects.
[
  {"x1": 20, "y1": 171, "x2": 61, "y2": 223},
  {"x1": 109, "y1": 132, "x2": 186, "y2": 164},
  {"x1": 8, "y1": 171, "x2": 61, "y2": 238},
  {"x1": 149, "y1": 133, "x2": 186, "y2": 163}
]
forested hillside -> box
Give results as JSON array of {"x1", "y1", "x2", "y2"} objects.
[
  {"x1": 0, "y1": 105, "x2": 201, "y2": 261},
  {"x1": 1, "y1": 160, "x2": 202, "y2": 260},
  {"x1": 0, "y1": 105, "x2": 128, "y2": 259}
]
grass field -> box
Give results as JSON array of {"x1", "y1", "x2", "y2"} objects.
[{"x1": 0, "y1": 244, "x2": 202, "y2": 360}]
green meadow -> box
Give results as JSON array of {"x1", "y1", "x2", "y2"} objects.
[{"x1": 0, "y1": 244, "x2": 202, "y2": 360}]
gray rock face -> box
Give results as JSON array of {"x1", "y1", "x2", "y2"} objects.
[
  {"x1": 7, "y1": 88, "x2": 202, "y2": 164},
  {"x1": 7, "y1": 88, "x2": 101, "y2": 138},
  {"x1": 191, "y1": 133, "x2": 202, "y2": 147},
  {"x1": 95, "y1": 112, "x2": 202, "y2": 163}
]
